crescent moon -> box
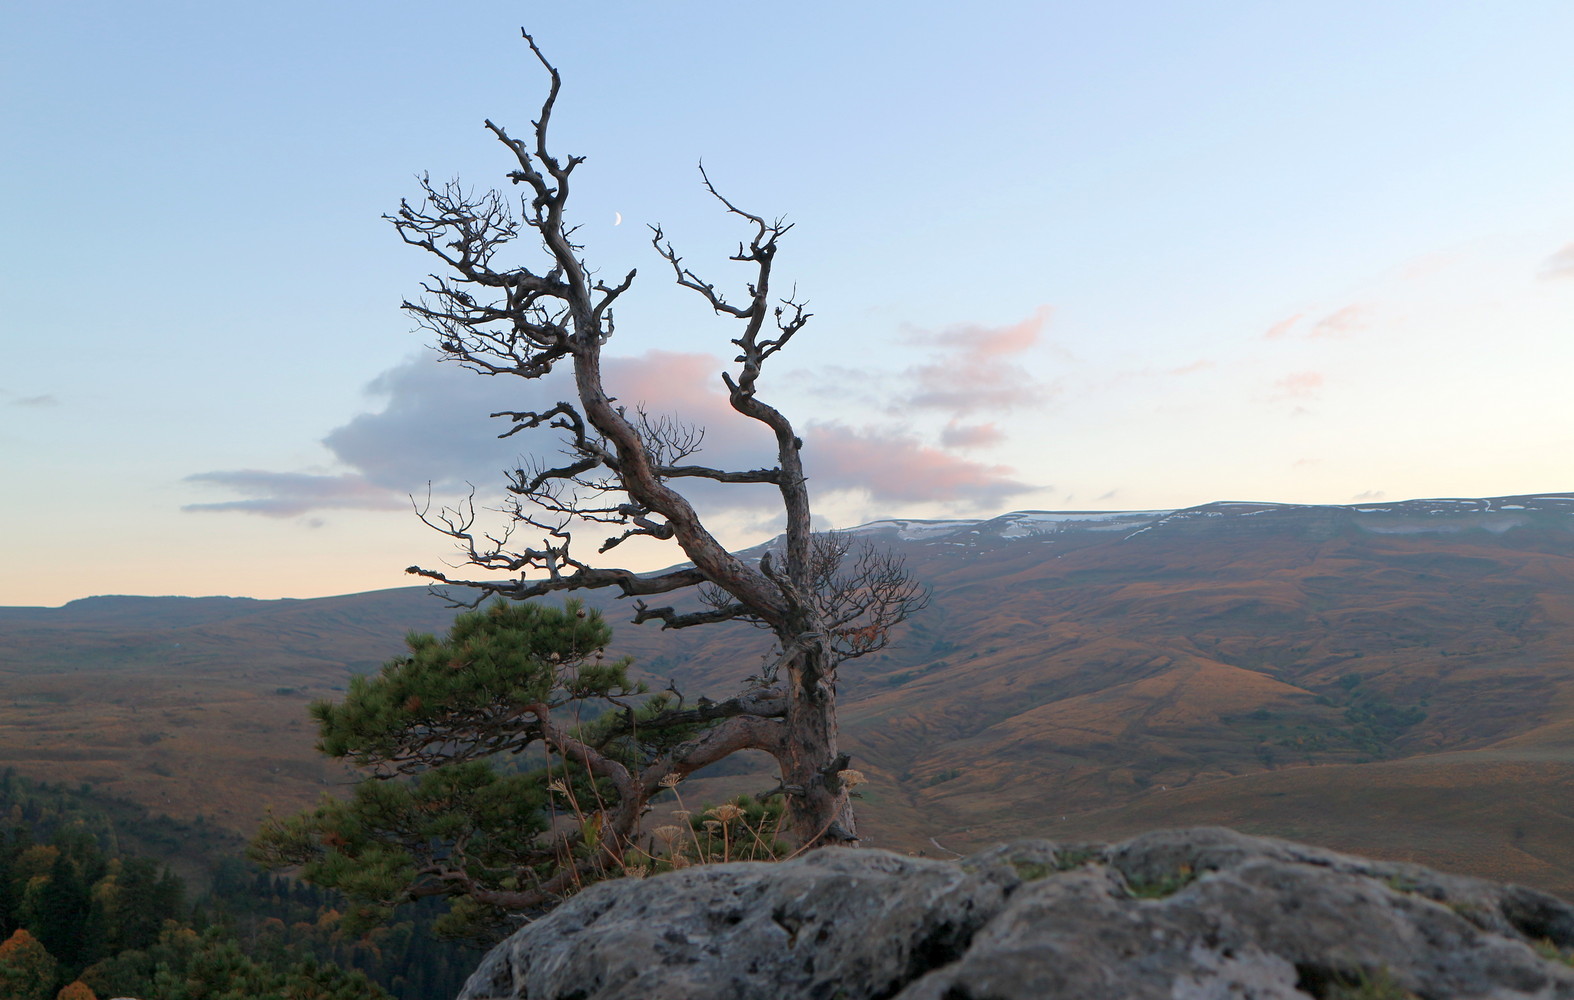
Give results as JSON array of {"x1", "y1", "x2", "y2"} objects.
[{"x1": 613, "y1": 211, "x2": 623, "y2": 226}]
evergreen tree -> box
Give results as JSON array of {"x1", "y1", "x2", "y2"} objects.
[
  {"x1": 106, "y1": 857, "x2": 167, "y2": 953},
  {"x1": 35, "y1": 850, "x2": 90, "y2": 969},
  {"x1": 254, "y1": 600, "x2": 649, "y2": 938},
  {"x1": 0, "y1": 772, "x2": 398, "y2": 998},
  {"x1": 0, "y1": 828, "x2": 23, "y2": 936}
]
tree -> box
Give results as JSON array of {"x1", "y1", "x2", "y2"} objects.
[
  {"x1": 34, "y1": 849, "x2": 89, "y2": 970},
  {"x1": 255, "y1": 600, "x2": 658, "y2": 937},
  {"x1": 0, "y1": 928, "x2": 58, "y2": 1000},
  {"x1": 256, "y1": 31, "x2": 925, "y2": 931}
]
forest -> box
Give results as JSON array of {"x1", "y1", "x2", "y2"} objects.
[{"x1": 0, "y1": 769, "x2": 462, "y2": 999}]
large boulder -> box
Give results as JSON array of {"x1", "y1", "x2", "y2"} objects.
[{"x1": 458, "y1": 827, "x2": 1574, "y2": 999}]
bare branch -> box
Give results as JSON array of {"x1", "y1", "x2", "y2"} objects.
[
  {"x1": 653, "y1": 464, "x2": 782, "y2": 484},
  {"x1": 811, "y1": 533, "x2": 931, "y2": 659},
  {"x1": 380, "y1": 33, "x2": 926, "y2": 859},
  {"x1": 602, "y1": 688, "x2": 787, "y2": 737},
  {"x1": 631, "y1": 600, "x2": 748, "y2": 630},
  {"x1": 408, "y1": 561, "x2": 708, "y2": 604}
]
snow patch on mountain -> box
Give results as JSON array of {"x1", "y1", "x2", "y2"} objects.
[{"x1": 839, "y1": 493, "x2": 1574, "y2": 547}]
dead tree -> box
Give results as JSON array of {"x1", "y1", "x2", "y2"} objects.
[{"x1": 393, "y1": 32, "x2": 926, "y2": 862}]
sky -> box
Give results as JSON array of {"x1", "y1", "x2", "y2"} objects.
[{"x1": 4, "y1": 2, "x2": 1574, "y2": 607}]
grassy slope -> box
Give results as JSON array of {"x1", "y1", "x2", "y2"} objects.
[
  {"x1": 1, "y1": 514, "x2": 1572, "y2": 897},
  {"x1": 0, "y1": 589, "x2": 459, "y2": 829}
]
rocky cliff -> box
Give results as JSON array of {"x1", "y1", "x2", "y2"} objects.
[{"x1": 458, "y1": 828, "x2": 1574, "y2": 1000}]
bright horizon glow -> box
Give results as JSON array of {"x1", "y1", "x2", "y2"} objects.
[{"x1": 4, "y1": 3, "x2": 1573, "y2": 607}]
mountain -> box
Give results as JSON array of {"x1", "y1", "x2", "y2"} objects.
[{"x1": 3, "y1": 492, "x2": 1573, "y2": 896}]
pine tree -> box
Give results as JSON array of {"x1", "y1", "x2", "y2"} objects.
[
  {"x1": 254, "y1": 600, "x2": 635, "y2": 938},
  {"x1": 35, "y1": 850, "x2": 90, "y2": 969}
]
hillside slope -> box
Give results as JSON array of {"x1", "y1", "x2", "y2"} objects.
[{"x1": 3, "y1": 492, "x2": 1572, "y2": 893}]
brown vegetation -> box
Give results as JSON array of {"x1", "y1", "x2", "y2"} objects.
[{"x1": 4, "y1": 500, "x2": 1574, "y2": 895}]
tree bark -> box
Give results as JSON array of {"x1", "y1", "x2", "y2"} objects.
[{"x1": 779, "y1": 639, "x2": 857, "y2": 844}]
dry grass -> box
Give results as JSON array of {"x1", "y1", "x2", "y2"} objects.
[{"x1": 6, "y1": 519, "x2": 1574, "y2": 897}]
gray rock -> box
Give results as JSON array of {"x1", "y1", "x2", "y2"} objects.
[{"x1": 458, "y1": 828, "x2": 1574, "y2": 1000}]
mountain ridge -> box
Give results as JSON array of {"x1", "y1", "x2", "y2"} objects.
[
  {"x1": 11, "y1": 491, "x2": 1572, "y2": 612},
  {"x1": 844, "y1": 490, "x2": 1574, "y2": 544}
]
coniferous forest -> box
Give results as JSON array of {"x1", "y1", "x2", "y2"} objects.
[{"x1": 0, "y1": 769, "x2": 472, "y2": 999}]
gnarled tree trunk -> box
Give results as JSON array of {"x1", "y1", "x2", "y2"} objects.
[{"x1": 395, "y1": 31, "x2": 924, "y2": 853}]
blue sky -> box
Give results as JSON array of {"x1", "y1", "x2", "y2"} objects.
[{"x1": 4, "y1": 2, "x2": 1573, "y2": 605}]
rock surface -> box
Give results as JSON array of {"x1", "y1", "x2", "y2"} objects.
[{"x1": 457, "y1": 828, "x2": 1574, "y2": 1000}]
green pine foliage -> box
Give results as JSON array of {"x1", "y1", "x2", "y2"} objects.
[
  {"x1": 35, "y1": 849, "x2": 92, "y2": 968},
  {"x1": 0, "y1": 825, "x2": 189, "y2": 989},
  {"x1": 87, "y1": 925, "x2": 393, "y2": 1000},
  {"x1": 259, "y1": 761, "x2": 554, "y2": 939},
  {"x1": 0, "y1": 769, "x2": 453, "y2": 999},
  {"x1": 202, "y1": 865, "x2": 472, "y2": 998},
  {"x1": 252, "y1": 599, "x2": 714, "y2": 942},
  {"x1": 312, "y1": 598, "x2": 635, "y2": 766}
]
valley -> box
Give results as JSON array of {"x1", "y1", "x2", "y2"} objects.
[{"x1": 3, "y1": 493, "x2": 1573, "y2": 896}]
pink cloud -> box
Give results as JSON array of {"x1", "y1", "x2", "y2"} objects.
[
  {"x1": 602, "y1": 350, "x2": 778, "y2": 469},
  {"x1": 1264, "y1": 315, "x2": 1302, "y2": 340},
  {"x1": 939, "y1": 421, "x2": 1005, "y2": 449},
  {"x1": 902, "y1": 307, "x2": 1056, "y2": 417},
  {"x1": 974, "y1": 309, "x2": 1049, "y2": 357},
  {"x1": 907, "y1": 307, "x2": 1051, "y2": 357},
  {"x1": 1272, "y1": 371, "x2": 1324, "y2": 399},
  {"x1": 600, "y1": 350, "x2": 1039, "y2": 507},
  {"x1": 191, "y1": 346, "x2": 1038, "y2": 520},
  {"x1": 1266, "y1": 305, "x2": 1371, "y2": 341},
  {"x1": 1309, "y1": 305, "x2": 1369, "y2": 338},
  {"x1": 1539, "y1": 244, "x2": 1574, "y2": 281},
  {"x1": 805, "y1": 424, "x2": 1031, "y2": 505},
  {"x1": 1101, "y1": 358, "x2": 1216, "y2": 389},
  {"x1": 605, "y1": 350, "x2": 726, "y2": 414}
]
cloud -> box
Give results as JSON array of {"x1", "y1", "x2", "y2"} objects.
[
  {"x1": 779, "y1": 364, "x2": 893, "y2": 409},
  {"x1": 939, "y1": 421, "x2": 1005, "y2": 449},
  {"x1": 900, "y1": 307, "x2": 1057, "y2": 417},
  {"x1": 0, "y1": 386, "x2": 60, "y2": 407},
  {"x1": 1264, "y1": 306, "x2": 1370, "y2": 340},
  {"x1": 1351, "y1": 490, "x2": 1385, "y2": 501},
  {"x1": 1539, "y1": 244, "x2": 1574, "y2": 281},
  {"x1": 805, "y1": 423, "x2": 1032, "y2": 506},
  {"x1": 1100, "y1": 357, "x2": 1217, "y2": 392},
  {"x1": 319, "y1": 359, "x2": 534, "y2": 495},
  {"x1": 1263, "y1": 315, "x2": 1301, "y2": 340},
  {"x1": 1309, "y1": 305, "x2": 1369, "y2": 338},
  {"x1": 186, "y1": 349, "x2": 1032, "y2": 519},
  {"x1": 183, "y1": 471, "x2": 407, "y2": 517},
  {"x1": 318, "y1": 349, "x2": 779, "y2": 498},
  {"x1": 1271, "y1": 371, "x2": 1324, "y2": 400}
]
